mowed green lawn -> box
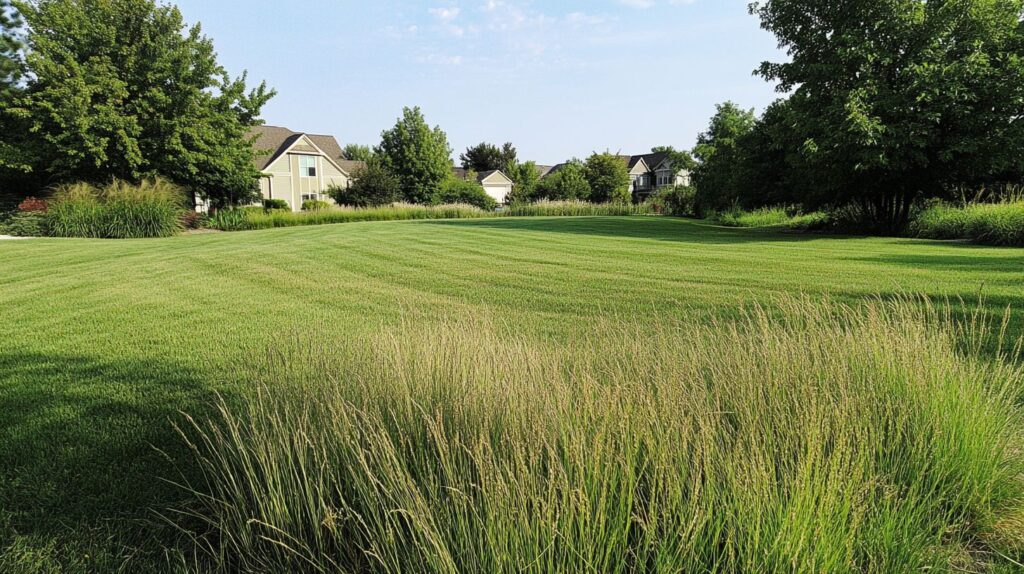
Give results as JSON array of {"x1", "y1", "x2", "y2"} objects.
[{"x1": 1, "y1": 216, "x2": 1023, "y2": 570}]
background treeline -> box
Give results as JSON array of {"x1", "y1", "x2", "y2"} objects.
[{"x1": 689, "y1": 1, "x2": 1024, "y2": 233}]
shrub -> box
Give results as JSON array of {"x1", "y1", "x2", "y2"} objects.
[
  {"x1": 17, "y1": 197, "x2": 48, "y2": 213},
  {"x1": 172, "y1": 297, "x2": 1024, "y2": 572},
  {"x1": 208, "y1": 209, "x2": 250, "y2": 232},
  {"x1": 46, "y1": 179, "x2": 187, "y2": 238},
  {"x1": 437, "y1": 177, "x2": 498, "y2": 211},
  {"x1": 649, "y1": 185, "x2": 697, "y2": 216},
  {"x1": 301, "y1": 200, "x2": 331, "y2": 212},
  {"x1": 179, "y1": 211, "x2": 207, "y2": 230},
  {"x1": 3, "y1": 212, "x2": 47, "y2": 236},
  {"x1": 909, "y1": 200, "x2": 1024, "y2": 246},
  {"x1": 715, "y1": 206, "x2": 830, "y2": 230},
  {"x1": 329, "y1": 160, "x2": 401, "y2": 207},
  {"x1": 262, "y1": 199, "x2": 289, "y2": 212}
]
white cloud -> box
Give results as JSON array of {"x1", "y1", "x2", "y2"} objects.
[{"x1": 429, "y1": 6, "x2": 461, "y2": 22}]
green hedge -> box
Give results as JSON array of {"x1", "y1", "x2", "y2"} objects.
[
  {"x1": 47, "y1": 179, "x2": 187, "y2": 238},
  {"x1": 909, "y1": 201, "x2": 1024, "y2": 246}
]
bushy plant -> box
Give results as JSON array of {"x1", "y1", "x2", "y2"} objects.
[
  {"x1": 262, "y1": 198, "x2": 289, "y2": 212},
  {"x1": 46, "y1": 179, "x2": 187, "y2": 238},
  {"x1": 505, "y1": 200, "x2": 652, "y2": 217},
  {"x1": 910, "y1": 200, "x2": 1024, "y2": 246},
  {"x1": 716, "y1": 206, "x2": 830, "y2": 230},
  {"x1": 179, "y1": 211, "x2": 207, "y2": 230},
  {"x1": 173, "y1": 297, "x2": 1024, "y2": 573},
  {"x1": 437, "y1": 177, "x2": 498, "y2": 211},
  {"x1": 3, "y1": 212, "x2": 47, "y2": 236},
  {"x1": 649, "y1": 185, "x2": 697, "y2": 216},
  {"x1": 329, "y1": 160, "x2": 401, "y2": 207},
  {"x1": 17, "y1": 196, "x2": 48, "y2": 213},
  {"x1": 301, "y1": 200, "x2": 331, "y2": 212},
  {"x1": 208, "y1": 209, "x2": 250, "y2": 232}
]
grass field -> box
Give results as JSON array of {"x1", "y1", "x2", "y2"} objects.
[{"x1": 2, "y1": 216, "x2": 1023, "y2": 571}]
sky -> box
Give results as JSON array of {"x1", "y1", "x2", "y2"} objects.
[{"x1": 173, "y1": 0, "x2": 787, "y2": 165}]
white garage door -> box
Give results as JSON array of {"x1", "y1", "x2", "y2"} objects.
[{"x1": 483, "y1": 184, "x2": 509, "y2": 204}]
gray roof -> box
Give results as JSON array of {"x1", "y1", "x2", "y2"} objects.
[
  {"x1": 249, "y1": 125, "x2": 345, "y2": 170},
  {"x1": 535, "y1": 165, "x2": 555, "y2": 178},
  {"x1": 453, "y1": 167, "x2": 509, "y2": 184},
  {"x1": 630, "y1": 151, "x2": 672, "y2": 171},
  {"x1": 337, "y1": 160, "x2": 367, "y2": 174}
]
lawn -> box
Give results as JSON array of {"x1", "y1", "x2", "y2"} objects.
[{"x1": 1, "y1": 216, "x2": 1023, "y2": 571}]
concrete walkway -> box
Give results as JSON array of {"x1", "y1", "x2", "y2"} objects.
[{"x1": 0, "y1": 235, "x2": 32, "y2": 240}]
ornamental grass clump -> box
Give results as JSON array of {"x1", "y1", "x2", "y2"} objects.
[
  {"x1": 171, "y1": 296, "x2": 1024, "y2": 573},
  {"x1": 911, "y1": 200, "x2": 1024, "y2": 246},
  {"x1": 46, "y1": 179, "x2": 186, "y2": 238}
]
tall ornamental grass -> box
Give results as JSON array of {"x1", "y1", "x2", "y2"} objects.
[
  {"x1": 171, "y1": 297, "x2": 1024, "y2": 573},
  {"x1": 210, "y1": 203, "x2": 493, "y2": 231},
  {"x1": 505, "y1": 199, "x2": 653, "y2": 217},
  {"x1": 717, "y1": 206, "x2": 830, "y2": 230},
  {"x1": 47, "y1": 179, "x2": 186, "y2": 238},
  {"x1": 910, "y1": 200, "x2": 1024, "y2": 246}
]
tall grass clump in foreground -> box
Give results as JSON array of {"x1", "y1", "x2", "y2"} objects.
[
  {"x1": 716, "y1": 206, "x2": 830, "y2": 230},
  {"x1": 505, "y1": 199, "x2": 653, "y2": 217},
  {"x1": 910, "y1": 199, "x2": 1024, "y2": 246},
  {"x1": 171, "y1": 297, "x2": 1024, "y2": 573},
  {"x1": 47, "y1": 179, "x2": 186, "y2": 238}
]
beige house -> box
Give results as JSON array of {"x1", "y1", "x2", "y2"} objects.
[
  {"x1": 452, "y1": 168, "x2": 515, "y2": 204},
  {"x1": 250, "y1": 126, "x2": 351, "y2": 212}
]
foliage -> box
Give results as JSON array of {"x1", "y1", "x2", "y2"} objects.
[
  {"x1": 715, "y1": 206, "x2": 829, "y2": 230},
  {"x1": 648, "y1": 185, "x2": 697, "y2": 217},
  {"x1": 378, "y1": 107, "x2": 452, "y2": 204},
  {"x1": 4, "y1": 216, "x2": 1024, "y2": 571},
  {"x1": 583, "y1": 152, "x2": 631, "y2": 204},
  {"x1": 4, "y1": 0, "x2": 274, "y2": 207},
  {"x1": 504, "y1": 200, "x2": 652, "y2": 217},
  {"x1": 3, "y1": 211, "x2": 45, "y2": 235},
  {"x1": 342, "y1": 143, "x2": 375, "y2": 162},
  {"x1": 17, "y1": 196, "x2": 46, "y2": 212},
  {"x1": 504, "y1": 160, "x2": 540, "y2": 204},
  {"x1": 910, "y1": 200, "x2": 1024, "y2": 246},
  {"x1": 174, "y1": 297, "x2": 1024, "y2": 572},
  {"x1": 261, "y1": 198, "x2": 289, "y2": 211},
  {"x1": 0, "y1": 0, "x2": 21, "y2": 95},
  {"x1": 534, "y1": 160, "x2": 590, "y2": 201},
  {"x1": 749, "y1": 0, "x2": 1024, "y2": 231},
  {"x1": 46, "y1": 178, "x2": 186, "y2": 238},
  {"x1": 328, "y1": 159, "x2": 401, "y2": 207},
  {"x1": 301, "y1": 200, "x2": 330, "y2": 212},
  {"x1": 459, "y1": 141, "x2": 517, "y2": 173},
  {"x1": 437, "y1": 176, "x2": 497, "y2": 211},
  {"x1": 208, "y1": 208, "x2": 249, "y2": 232},
  {"x1": 651, "y1": 145, "x2": 697, "y2": 173},
  {"x1": 179, "y1": 210, "x2": 206, "y2": 230},
  {"x1": 691, "y1": 102, "x2": 757, "y2": 216}
]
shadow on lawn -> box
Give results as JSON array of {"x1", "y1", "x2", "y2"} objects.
[
  {"x1": 421, "y1": 216, "x2": 832, "y2": 245},
  {"x1": 858, "y1": 252, "x2": 1024, "y2": 275},
  {"x1": 0, "y1": 351, "x2": 221, "y2": 556}
]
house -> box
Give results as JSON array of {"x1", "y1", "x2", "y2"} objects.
[
  {"x1": 250, "y1": 126, "x2": 352, "y2": 211},
  {"x1": 452, "y1": 168, "x2": 515, "y2": 204},
  {"x1": 626, "y1": 152, "x2": 691, "y2": 202}
]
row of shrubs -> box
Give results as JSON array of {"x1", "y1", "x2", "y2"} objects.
[
  {"x1": 1, "y1": 179, "x2": 190, "y2": 239},
  {"x1": 909, "y1": 199, "x2": 1024, "y2": 246}
]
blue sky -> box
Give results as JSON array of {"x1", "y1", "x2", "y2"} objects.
[{"x1": 174, "y1": 0, "x2": 786, "y2": 165}]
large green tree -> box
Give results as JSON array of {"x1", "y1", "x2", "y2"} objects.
[
  {"x1": 460, "y1": 142, "x2": 517, "y2": 173},
  {"x1": 342, "y1": 144, "x2": 375, "y2": 162},
  {"x1": 328, "y1": 158, "x2": 400, "y2": 207},
  {"x1": 691, "y1": 102, "x2": 757, "y2": 215},
  {"x1": 535, "y1": 160, "x2": 591, "y2": 201},
  {"x1": 505, "y1": 160, "x2": 540, "y2": 203},
  {"x1": 5, "y1": 0, "x2": 274, "y2": 206},
  {"x1": 584, "y1": 152, "x2": 631, "y2": 203},
  {"x1": 750, "y1": 0, "x2": 1024, "y2": 230},
  {"x1": 378, "y1": 107, "x2": 452, "y2": 204},
  {"x1": 0, "y1": 0, "x2": 20, "y2": 94},
  {"x1": 0, "y1": 0, "x2": 29, "y2": 181}
]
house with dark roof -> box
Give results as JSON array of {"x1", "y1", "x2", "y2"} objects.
[
  {"x1": 452, "y1": 168, "x2": 515, "y2": 204},
  {"x1": 538, "y1": 153, "x2": 691, "y2": 203},
  {"x1": 249, "y1": 126, "x2": 352, "y2": 211}
]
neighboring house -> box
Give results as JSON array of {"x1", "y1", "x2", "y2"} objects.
[
  {"x1": 250, "y1": 126, "x2": 352, "y2": 212},
  {"x1": 537, "y1": 153, "x2": 691, "y2": 203},
  {"x1": 626, "y1": 152, "x2": 691, "y2": 202},
  {"x1": 452, "y1": 168, "x2": 515, "y2": 204}
]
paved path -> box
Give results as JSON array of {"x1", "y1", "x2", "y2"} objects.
[{"x1": 0, "y1": 235, "x2": 32, "y2": 240}]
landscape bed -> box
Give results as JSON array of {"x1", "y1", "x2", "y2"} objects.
[{"x1": 1, "y1": 216, "x2": 1023, "y2": 572}]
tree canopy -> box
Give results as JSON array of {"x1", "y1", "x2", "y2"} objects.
[
  {"x1": 460, "y1": 142, "x2": 517, "y2": 173},
  {"x1": 342, "y1": 144, "x2": 375, "y2": 162},
  {"x1": 691, "y1": 102, "x2": 758, "y2": 215},
  {"x1": 584, "y1": 152, "x2": 631, "y2": 204},
  {"x1": 378, "y1": 107, "x2": 453, "y2": 205},
  {"x1": 535, "y1": 160, "x2": 590, "y2": 201},
  {"x1": 0, "y1": 0, "x2": 21, "y2": 95},
  {"x1": 328, "y1": 158, "x2": 400, "y2": 207},
  {"x1": 749, "y1": 0, "x2": 1024, "y2": 229},
  {"x1": 3, "y1": 0, "x2": 274, "y2": 207}
]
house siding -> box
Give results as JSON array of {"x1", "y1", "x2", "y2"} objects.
[{"x1": 258, "y1": 136, "x2": 350, "y2": 211}]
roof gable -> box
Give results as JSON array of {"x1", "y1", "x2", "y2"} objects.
[{"x1": 249, "y1": 126, "x2": 349, "y2": 174}]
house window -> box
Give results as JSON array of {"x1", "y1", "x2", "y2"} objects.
[
  {"x1": 299, "y1": 155, "x2": 317, "y2": 178},
  {"x1": 302, "y1": 193, "x2": 320, "y2": 202}
]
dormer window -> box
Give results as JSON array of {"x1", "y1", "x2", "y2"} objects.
[{"x1": 299, "y1": 155, "x2": 317, "y2": 178}]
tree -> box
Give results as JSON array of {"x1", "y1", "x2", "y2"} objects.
[
  {"x1": 7, "y1": 0, "x2": 274, "y2": 207},
  {"x1": 584, "y1": 152, "x2": 631, "y2": 203},
  {"x1": 1, "y1": 0, "x2": 21, "y2": 95},
  {"x1": 460, "y1": 142, "x2": 517, "y2": 173},
  {"x1": 691, "y1": 102, "x2": 757, "y2": 215},
  {"x1": 342, "y1": 144, "x2": 375, "y2": 162},
  {"x1": 505, "y1": 160, "x2": 540, "y2": 203},
  {"x1": 437, "y1": 175, "x2": 497, "y2": 210},
  {"x1": 535, "y1": 160, "x2": 591, "y2": 201},
  {"x1": 328, "y1": 158, "x2": 400, "y2": 207},
  {"x1": 651, "y1": 146, "x2": 697, "y2": 173},
  {"x1": 750, "y1": 0, "x2": 1024, "y2": 230},
  {"x1": 378, "y1": 107, "x2": 452, "y2": 204}
]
